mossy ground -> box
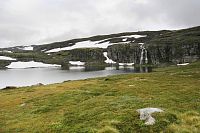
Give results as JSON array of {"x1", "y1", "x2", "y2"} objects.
[{"x1": 0, "y1": 62, "x2": 200, "y2": 133}]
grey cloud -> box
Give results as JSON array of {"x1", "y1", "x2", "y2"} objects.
[{"x1": 0, "y1": 0, "x2": 199, "y2": 48}]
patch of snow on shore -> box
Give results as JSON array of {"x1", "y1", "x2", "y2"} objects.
[
  {"x1": 103, "y1": 52, "x2": 116, "y2": 64},
  {"x1": 177, "y1": 63, "x2": 189, "y2": 66},
  {"x1": 0, "y1": 56, "x2": 16, "y2": 61},
  {"x1": 119, "y1": 63, "x2": 134, "y2": 66},
  {"x1": 6, "y1": 61, "x2": 61, "y2": 69},
  {"x1": 138, "y1": 43, "x2": 144, "y2": 45},
  {"x1": 69, "y1": 61, "x2": 85, "y2": 66}
]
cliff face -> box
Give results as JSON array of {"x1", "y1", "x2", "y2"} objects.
[
  {"x1": 146, "y1": 27, "x2": 200, "y2": 64},
  {"x1": 105, "y1": 27, "x2": 200, "y2": 65},
  {"x1": 147, "y1": 43, "x2": 200, "y2": 64},
  {"x1": 67, "y1": 48, "x2": 105, "y2": 62},
  {"x1": 107, "y1": 44, "x2": 141, "y2": 64},
  {"x1": 106, "y1": 43, "x2": 199, "y2": 65}
]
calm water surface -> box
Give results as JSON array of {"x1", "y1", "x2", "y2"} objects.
[{"x1": 0, "y1": 66, "x2": 152, "y2": 89}]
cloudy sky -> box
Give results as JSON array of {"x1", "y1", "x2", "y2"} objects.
[{"x1": 0, "y1": 0, "x2": 199, "y2": 48}]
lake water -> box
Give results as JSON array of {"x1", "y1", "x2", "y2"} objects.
[{"x1": 0, "y1": 66, "x2": 152, "y2": 89}]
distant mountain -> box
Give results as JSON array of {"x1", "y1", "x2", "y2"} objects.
[{"x1": 0, "y1": 26, "x2": 199, "y2": 68}]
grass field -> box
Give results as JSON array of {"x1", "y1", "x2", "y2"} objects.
[{"x1": 0, "y1": 62, "x2": 200, "y2": 133}]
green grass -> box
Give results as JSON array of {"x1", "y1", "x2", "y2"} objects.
[{"x1": 0, "y1": 62, "x2": 200, "y2": 133}]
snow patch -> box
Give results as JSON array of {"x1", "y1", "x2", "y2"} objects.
[
  {"x1": 69, "y1": 61, "x2": 85, "y2": 66},
  {"x1": 6, "y1": 61, "x2": 61, "y2": 69},
  {"x1": 119, "y1": 63, "x2": 134, "y2": 66},
  {"x1": 122, "y1": 38, "x2": 128, "y2": 41},
  {"x1": 16, "y1": 46, "x2": 33, "y2": 51},
  {"x1": 177, "y1": 63, "x2": 189, "y2": 66},
  {"x1": 45, "y1": 35, "x2": 146, "y2": 53},
  {"x1": 103, "y1": 52, "x2": 116, "y2": 64},
  {"x1": 137, "y1": 108, "x2": 164, "y2": 125},
  {"x1": 0, "y1": 50, "x2": 13, "y2": 53},
  {"x1": 0, "y1": 56, "x2": 16, "y2": 61},
  {"x1": 103, "y1": 52, "x2": 135, "y2": 65},
  {"x1": 41, "y1": 49, "x2": 47, "y2": 52},
  {"x1": 45, "y1": 40, "x2": 111, "y2": 53},
  {"x1": 23, "y1": 46, "x2": 33, "y2": 51},
  {"x1": 121, "y1": 35, "x2": 147, "y2": 38}
]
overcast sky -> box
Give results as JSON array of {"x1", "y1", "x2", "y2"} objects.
[{"x1": 0, "y1": 0, "x2": 200, "y2": 48}]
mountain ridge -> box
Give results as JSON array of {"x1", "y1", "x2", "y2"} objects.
[{"x1": 0, "y1": 26, "x2": 199, "y2": 68}]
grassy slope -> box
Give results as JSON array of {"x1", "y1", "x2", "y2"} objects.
[{"x1": 0, "y1": 62, "x2": 200, "y2": 133}]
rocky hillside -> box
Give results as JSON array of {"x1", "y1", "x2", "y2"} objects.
[{"x1": 0, "y1": 26, "x2": 199, "y2": 68}]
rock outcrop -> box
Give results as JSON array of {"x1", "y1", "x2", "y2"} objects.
[{"x1": 106, "y1": 42, "x2": 199, "y2": 65}]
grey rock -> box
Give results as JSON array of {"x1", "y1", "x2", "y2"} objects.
[{"x1": 137, "y1": 108, "x2": 164, "y2": 125}]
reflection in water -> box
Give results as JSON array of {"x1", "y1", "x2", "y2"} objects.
[
  {"x1": 0, "y1": 66, "x2": 152, "y2": 89},
  {"x1": 85, "y1": 65, "x2": 106, "y2": 71},
  {"x1": 69, "y1": 65, "x2": 152, "y2": 73},
  {"x1": 84, "y1": 65, "x2": 152, "y2": 73},
  {"x1": 69, "y1": 66, "x2": 85, "y2": 71}
]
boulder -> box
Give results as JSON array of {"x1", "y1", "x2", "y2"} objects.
[{"x1": 137, "y1": 108, "x2": 164, "y2": 125}]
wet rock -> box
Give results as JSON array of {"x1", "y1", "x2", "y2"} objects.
[{"x1": 137, "y1": 108, "x2": 164, "y2": 125}]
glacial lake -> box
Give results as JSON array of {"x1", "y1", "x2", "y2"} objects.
[{"x1": 0, "y1": 66, "x2": 152, "y2": 89}]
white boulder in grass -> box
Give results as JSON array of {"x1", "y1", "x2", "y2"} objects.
[{"x1": 137, "y1": 108, "x2": 164, "y2": 125}]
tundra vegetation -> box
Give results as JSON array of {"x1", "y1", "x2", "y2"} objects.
[{"x1": 0, "y1": 62, "x2": 199, "y2": 133}]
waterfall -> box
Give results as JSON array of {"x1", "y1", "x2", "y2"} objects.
[
  {"x1": 145, "y1": 49, "x2": 148, "y2": 64},
  {"x1": 139, "y1": 43, "x2": 148, "y2": 65},
  {"x1": 140, "y1": 44, "x2": 144, "y2": 65},
  {"x1": 140, "y1": 49, "x2": 144, "y2": 65}
]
